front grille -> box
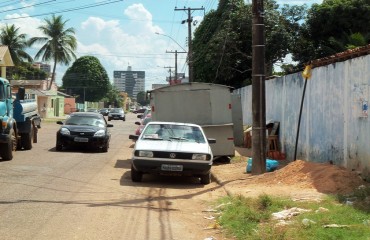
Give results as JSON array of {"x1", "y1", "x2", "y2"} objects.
[
  {"x1": 154, "y1": 151, "x2": 193, "y2": 159},
  {"x1": 70, "y1": 131, "x2": 95, "y2": 137}
]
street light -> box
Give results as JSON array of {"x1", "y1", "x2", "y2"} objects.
[
  {"x1": 155, "y1": 32, "x2": 187, "y2": 83},
  {"x1": 155, "y1": 32, "x2": 187, "y2": 52}
]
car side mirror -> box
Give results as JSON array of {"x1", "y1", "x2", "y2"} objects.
[
  {"x1": 56, "y1": 121, "x2": 64, "y2": 125},
  {"x1": 135, "y1": 121, "x2": 141, "y2": 125},
  {"x1": 129, "y1": 134, "x2": 139, "y2": 140},
  {"x1": 207, "y1": 138, "x2": 216, "y2": 144},
  {"x1": 107, "y1": 124, "x2": 113, "y2": 127}
]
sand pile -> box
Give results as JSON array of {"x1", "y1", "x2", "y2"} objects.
[{"x1": 249, "y1": 160, "x2": 367, "y2": 194}]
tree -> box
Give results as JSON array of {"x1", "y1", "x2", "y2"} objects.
[
  {"x1": 136, "y1": 91, "x2": 149, "y2": 106},
  {"x1": 100, "y1": 83, "x2": 123, "y2": 107},
  {"x1": 28, "y1": 15, "x2": 77, "y2": 90},
  {"x1": 0, "y1": 24, "x2": 33, "y2": 65},
  {"x1": 7, "y1": 62, "x2": 47, "y2": 80},
  {"x1": 192, "y1": 0, "x2": 294, "y2": 88},
  {"x1": 290, "y1": 0, "x2": 370, "y2": 66},
  {"x1": 62, "y1": 56, "x2": 110, "y2": 102}
]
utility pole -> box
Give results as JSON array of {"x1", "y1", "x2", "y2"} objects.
[
  {"x1": 175, "y1": 6, "x2": 204, "y2": 83},
  {"x1": 251, "y1": 0, "x2": 266, "y2": 174},
  {"x1": 163, "y1": 66, "x2": 174, "y2": 84},
  {"x1": 166, "y1": 50, "x2": 187, "y2": 82}
]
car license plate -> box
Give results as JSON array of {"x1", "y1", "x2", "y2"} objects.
[
  {"x1": 74, "y1": 137, "x2": 88, "y2": 142},
  {"x1": 161, "y1": 164, "x2": 183, "y2": 171}
]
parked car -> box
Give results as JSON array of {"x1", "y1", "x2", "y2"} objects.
[
  {"x1": 137, "y1": 108, "x2": 151, "y2": 120},
  {"x1": 133, "y1": 108, "x2": 146, "y2": 114},
  {"x1": 56, "y1": 112, "x2": 113, "y2": 152},
  {"x1": 134, "y1": 113, "x2": 152, "y2": 136},
  {"x1": 108, "y1": 108, "x2": 125, "y2": 121},
  {"x1": 99, "y1": 108, "x2": 110, "y2": 116},
  {"x1": 128, "y1": 121, "x2": 216, "y2": 184},
  {"x1": 86, "y1": 108, "x2": 98, "y2": 113}
]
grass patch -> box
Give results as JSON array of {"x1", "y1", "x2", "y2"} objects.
[{"x1": 214, "y1": 193, "x2": 370, "y2": 240}]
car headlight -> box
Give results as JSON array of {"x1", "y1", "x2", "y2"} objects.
[
  {"x1": 138, "y1": 151, "x2": 154, "y2": 157},
  {"x1": 60, "y1": 127, "x2": 70, "y2": 135},
  {"x1": 192, "y1": 154, "x2": 210, "y2": 160},
  {"x1": 94, "y1": 129, "x2": 106, "y2": 137}
]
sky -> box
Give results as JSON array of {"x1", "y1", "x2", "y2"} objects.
[{"x1": 0, "y1": 0, "x2": 323, "y2": 90}]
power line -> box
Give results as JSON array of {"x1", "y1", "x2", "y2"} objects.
[
  {"x1": 0, "y1": 0, "x2": 57, "y2": 14},
  {"x1": 1, "y1": 0, "x2": 123, "y2": 21}
]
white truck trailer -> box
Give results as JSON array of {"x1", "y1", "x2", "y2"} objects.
[{"x1": 148, "y1": 82, "x2": 235, "y2": 159}]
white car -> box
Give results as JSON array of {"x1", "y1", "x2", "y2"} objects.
[{"x1": 129, "y1": 121, "x2": 216, "y2": 184}]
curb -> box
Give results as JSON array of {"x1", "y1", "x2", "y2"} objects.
[{"x1": 211, "y1": 171, "x2": 233, "y2": 197}]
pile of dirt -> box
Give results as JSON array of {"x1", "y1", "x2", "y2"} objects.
[{"x1": 248, "y1": 160, "x2": 367, "y2": 194}]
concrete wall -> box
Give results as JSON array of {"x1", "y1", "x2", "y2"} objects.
[{"x1": 236, "y1": 55, "x2": 370, "y2": 178}]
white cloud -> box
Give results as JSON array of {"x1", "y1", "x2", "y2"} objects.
[{"x1": 76, "y1": 4, "x2": 180, "y2": 89}]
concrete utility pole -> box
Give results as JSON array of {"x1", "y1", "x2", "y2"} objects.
[
  {"x1": 251, "y1": 0, "x2": 267, "y2": 174},
  {"x1": 163, "y1": 66, "x2": 174, "y2": 83},
  {"x1": 175, "y1": 6, "x2": 204, "y2": 83},
  {"x1": 166, "y1": 50, "x2": 187, "y2": 81}
]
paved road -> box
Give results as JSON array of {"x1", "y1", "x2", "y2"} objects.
[{"x1": 0, "y1": 113, "x2": 227, "y2": 240}]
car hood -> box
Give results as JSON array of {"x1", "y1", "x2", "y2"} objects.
[
  {"x1": 135, "y1": 140, "x2": 212, "y2": 154},
  {"x1": 63, "y1": 125, "x2": 104, "y2": 132}
]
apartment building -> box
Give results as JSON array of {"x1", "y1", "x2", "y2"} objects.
[{"x1": 113, "y1": 66, "x2": 145, "y2": 101}]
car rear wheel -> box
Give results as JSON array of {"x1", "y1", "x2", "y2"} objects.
[
  {"x1": 200, "y1": 173, "x2": 211, "y2": 184},
  {"x1": 131, "y1": 165, "x2": 143, "y2": 182}
]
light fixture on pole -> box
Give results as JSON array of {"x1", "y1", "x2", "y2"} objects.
[{"x1": 155, "y1": 32, "x2": 187, "y2": 82}]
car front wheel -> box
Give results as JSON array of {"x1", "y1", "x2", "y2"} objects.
[
  {"x1": 200, "y1": 173, "x2": 211, "y2": 184},
  {"x1": 131, "y1": 165, "x2": 143, "y2": 182}
]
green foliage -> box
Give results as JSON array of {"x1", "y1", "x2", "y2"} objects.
[
  {"x1": 6, "y1": 62, "x2": 47, "y2": 80},
  {"x1": 136, "y1": 91, "x2": 149, "y2": 106},
  {"x1": 100, "y1": 83, "x2": 123, "y2": 108},
  {"x1": 0, "y1": 24, "x2": 33, "y2": 65},
  {"x1": 192, "y1": 0, "x2": 297, "y2": 88},
  {"x1": 291, "y1": 0, "x2": 370, "y2": 65},
  {"x1": 62, "y1": 56, "x2": 110, "y2": 102},
  {"x1": 216, "y1": 194, "x2": 370, "y2": 240},
  {"x1": 28, "y1": 15, "x2": 77, "y2": 90}
]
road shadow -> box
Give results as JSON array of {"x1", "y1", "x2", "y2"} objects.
[{"x1": 48, "y1": 146, "x2": 107, "y2": 153}]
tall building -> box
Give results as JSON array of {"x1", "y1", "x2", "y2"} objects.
[{"x1": 113, "y1": 66, "x2": 145, "y2": 101}]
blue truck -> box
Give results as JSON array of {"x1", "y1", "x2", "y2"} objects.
[{"x1": 0, "y1": 77, "x2": 41, "y2": 160}]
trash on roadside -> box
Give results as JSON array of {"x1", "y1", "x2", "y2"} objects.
[
  {"x1": 204, "y1": 216, "x2": 216, "y2": 220},
  {"x1": 204, "y1": 222, "x2": 220, "y2": 230},
  {"x1": 315, "y1": 207, "x2": 329, "y2": 213},
  {"x1": 246, "y1": 158, "x2": 279, "y2": 173},
  {"x1": 323, "y1": 224, "x2": 350, "y2": 228},
  {"x1": 302, "y1": 218, "x2": 316, "y2": 226},
  {"x1": 272, "y1": 207, "x2": 311, "y2": 220},
  {"x1": 204, "y1": 236, "x2": 216, "y2": 240}
]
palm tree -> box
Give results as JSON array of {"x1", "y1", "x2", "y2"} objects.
[
  {"x1": 28, "y1": 15, "x2": 77, "y2": 90},
  {"x1": 0, "y1": 24, "x2": 33, "y2": 65}
]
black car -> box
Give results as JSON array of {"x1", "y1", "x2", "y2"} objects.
[
  {"x1": 56, "y1": 112, "x2": 113, "y2": 152},
  {"x1": 99, "y1": 108, "x2": 110, "y2": 116},
  {"x1": 108, "y1": 108, "x2": 125, "y2": 121}
]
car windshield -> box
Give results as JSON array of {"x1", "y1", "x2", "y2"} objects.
[
  {"x1": 141, "y1": 124, "x2": 206, "y2": 143},
  {"x1": 110, "y1": 108, "x2": 123, "y2": 113},
  {"x1": 65, "y1": 115, "x2": 106, "y2": 127}
]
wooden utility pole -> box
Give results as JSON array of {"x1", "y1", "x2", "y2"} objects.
[
  {"x1": 166, "y1": 50, "x2": 187, "y2": 81},
  {"x1": 175, "y1": 6, "x2": 204, "y2": 82},
  {"x1": 251, "y1": 0, "x2": 266, "y2": 174}
]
